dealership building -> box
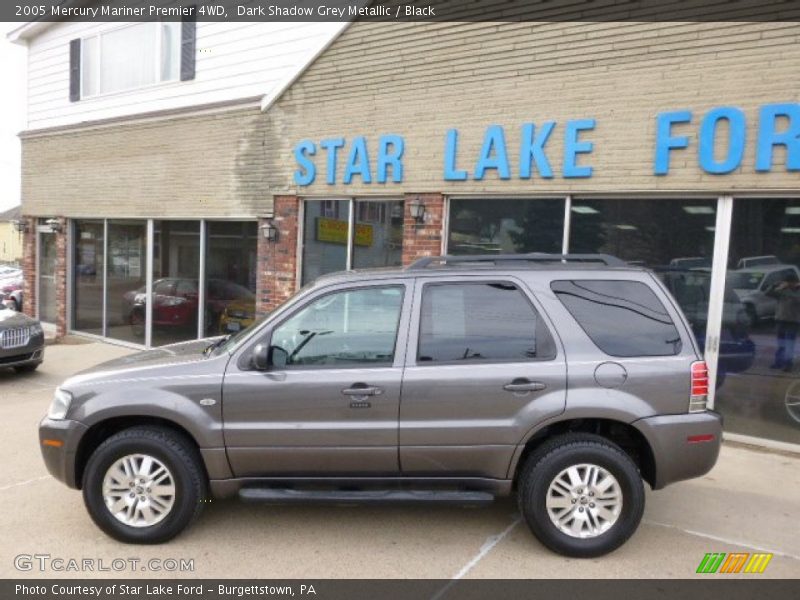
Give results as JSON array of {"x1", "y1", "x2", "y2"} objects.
[{"x1": 10, "y1": 16, "x2": 800, "y2": 448}]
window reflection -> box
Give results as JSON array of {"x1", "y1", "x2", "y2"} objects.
[
  {"x1": 717, "y1": 199, "x2": 800, "y2": 443},
  {"x1": 206, "y1": 222, "x2": 258, "y2": 337},
  {"x1": 72, "y1": 220, "x2": 104, "y2": 335},
  {"x1": 351, "y1": 200, "x2": 403, "y2": 269},
  {"x1": 301, "y1": 200, "x2": 349, "y2": 285},
  {"x1": 106, "y1": 220, "x2": 146, "y2": 344},
  {"x1": 448, "y1": 198, "x2": 564, "y2": 255},
  {"x1": 148, "y1": 221, "x2": 201, "y2": 346}
]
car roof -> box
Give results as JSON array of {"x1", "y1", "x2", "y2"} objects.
[{"x1": 313, "y1": 254, "x2": 647, "y2": 286}]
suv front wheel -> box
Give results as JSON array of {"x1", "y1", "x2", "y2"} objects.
[
  {"x1": 518, "y1": 433, "x2": 645, "y2": 557},
  {"x1": 82, "y1": 426, "x2": 207, "y2": 544}
]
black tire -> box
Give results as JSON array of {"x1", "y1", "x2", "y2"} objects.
[
  {"x1": 14, "y1": 363, "x2": 40, "y2": 373},
  {"x1": 82, "y1": 426, "x2": 207, "y2": 544},
  {"x1": 517, "y1": 433, "x2": 645, "y2": 558}
]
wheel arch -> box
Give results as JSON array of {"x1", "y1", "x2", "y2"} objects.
[
  {"x1": 510, "y1": 418, "x2": 657, "y2": 489},
  {"x1": 74, "y1": 416, "x2": 206, "y2": 490}
]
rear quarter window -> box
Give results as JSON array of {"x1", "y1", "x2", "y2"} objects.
[{"x1": 551, "y1": 279, "x2": 683, "y2": 357}]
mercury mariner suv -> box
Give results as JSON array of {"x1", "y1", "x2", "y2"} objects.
[{"x1": 39, "y1": 254, "x2": 721, "y2": 557}]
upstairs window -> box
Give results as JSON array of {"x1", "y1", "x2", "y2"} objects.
[{"x1": 80, "y1": 22, "x2": 182, "y2": 98}]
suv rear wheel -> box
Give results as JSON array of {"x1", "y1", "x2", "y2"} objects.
[
  {"x1": 517, "y1": 433, "x2": 645, "y2": 557},
  {"x1": 82, "y1": 426, "x2": 206, "y2": 544}
]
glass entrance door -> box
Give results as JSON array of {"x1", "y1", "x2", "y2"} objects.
[{"x1": 38, "y1": 230, "x2": 57, "y2": 323}]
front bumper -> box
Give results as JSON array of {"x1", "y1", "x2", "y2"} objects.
[
  {"x1": 39, "y1": 417, "x2": 88, "y2": 489},
  {"x1": 0, "y1": 331, "x2": 45, "y2": 368},
  {"x1": 633, "y1": 411, "x2": 723, "y2": 489}
]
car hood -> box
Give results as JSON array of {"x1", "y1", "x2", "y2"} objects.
[
  {"x1": 0, "y1": 308, "x2": 36, "y2": 327},
  {"x1": 64, "y1": 338, "x2": 224, "y2": 389}
]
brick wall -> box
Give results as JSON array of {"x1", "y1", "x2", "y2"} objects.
[
  {"x1": 257, "y1": 196, "x2": 300, "y2": 314},
  {"x1": 21, "y1": 218, "x2": 36, "y2": 318},
  {"x1": 401, "y1": 194, "x2": 445, "y2": 266}
]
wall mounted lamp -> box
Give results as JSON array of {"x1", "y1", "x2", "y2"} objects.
[
  {"x1": 261, "y1": 220, "x2": 279, "y2": 242},
  {"x1": 45, "y1": 218, "x2": 63, "y2": 233},
  {"x1": 408, "y1": 198, "x2": 426, "y2": 224}
]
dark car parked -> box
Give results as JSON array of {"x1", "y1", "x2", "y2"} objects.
[{"x1": 0, "y1": 308, "x2": 44, "y2": 372}]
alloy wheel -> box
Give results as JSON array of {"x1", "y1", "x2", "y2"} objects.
[
  {"x1": 102, "y1": 454, "x2": 176, "y2": 528},
  {"x1": 545, "y1": 463, "x2": 622, "y2": 539}
]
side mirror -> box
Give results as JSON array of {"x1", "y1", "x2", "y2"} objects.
[
  {"x1": 252, "y1": 343, "x2": 269, "y2": 370},
  {"x1": 269, "y1": 346, "x2": 288, "y2": 370}
]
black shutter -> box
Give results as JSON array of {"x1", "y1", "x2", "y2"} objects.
[
  {"x1": 69, "y1": 38, "x2": 80, "y2": 101},
  {"x1": 180, "y1": 10, "x2": 197, "y2": 81}
]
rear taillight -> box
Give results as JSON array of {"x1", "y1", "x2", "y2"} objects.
[{"x1": 689, "y1": 360, "x2": 709, "y2": 413}]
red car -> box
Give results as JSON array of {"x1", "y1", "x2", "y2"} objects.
[{"x1": 123, "y1": 278, "x2": 254, "y2": 337}]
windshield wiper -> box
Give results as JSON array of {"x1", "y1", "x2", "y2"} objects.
[{"x1": 203, "y1": 335, "x2": 231, "y2": 356}]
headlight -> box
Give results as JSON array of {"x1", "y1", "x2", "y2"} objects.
[
  {"x1": 30, "y1": 322, "x2": 43, "y2": 335},
  {"x1": 47, "y1": 388, "x2": 73, "y2": 420}
]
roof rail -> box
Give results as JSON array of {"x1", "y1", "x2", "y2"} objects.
[{"x1": 407, "y1": 253, "x2": 628, "y2": 270}]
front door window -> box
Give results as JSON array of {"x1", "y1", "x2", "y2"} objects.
[{"x1": 271, "y1": 286, "x2": 404, "y2": 368}]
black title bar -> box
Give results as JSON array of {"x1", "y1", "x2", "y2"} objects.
[{"x1": 5, "y1": 0, "x2": 800, "y2": 24}]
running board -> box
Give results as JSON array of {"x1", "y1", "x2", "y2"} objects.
[{"x1": 238, "y1": 488, "x2": 495, "y2": 506}]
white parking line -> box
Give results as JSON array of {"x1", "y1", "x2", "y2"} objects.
[
  {"x1": 0, "y1": 476, "x2": 49, "y2": 492},
  {"x1": 644, "y1": 519, "x2": 800, "y2": 561},
  {"x1": 432, "y1": 516, "x2": 521, "y2": 600}
]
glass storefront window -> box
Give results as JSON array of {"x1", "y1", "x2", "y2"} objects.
[
  {"x1": 447, "y1": 198, "x2": 565, "y2": 255},
  {"x1": 717, "y1": 199, "x2": 800, "y2": 444},
  {"x1": 72, "y1": 220, "x2": 104, "y2": 335},
  {"x1": 151, "y1": 220, "x2": 201, "y2": 346},
  {"x1": 302, "y1": 200, "x2": 350, "y2": 285},
  {"x1": 106, "y1": 220, "x2": 146, "y2": 344},
  {"x1": 351, "y1": 200, "x2": 404, "y2": 269},
  {"x1": 38, "y1": 226, "x2": 58, "y2": 324},
  {"x1": 205, "y1": 221, "x2": 258, "y2": 337}
]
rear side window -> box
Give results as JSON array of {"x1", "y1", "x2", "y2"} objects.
[
  {"x1": 551, "y1": 280, "x2": 682, "y2": 357},
  {"x1": 418, "y1": 282, "x2": 556, "y2": 363}
]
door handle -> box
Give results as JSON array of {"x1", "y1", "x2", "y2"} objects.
[
  {"x1": 341, "y1": 385, "x2": 384, "y2": 397},
  {"x1": 503, "y1": 379, "x2": 547, "y2": 393}
]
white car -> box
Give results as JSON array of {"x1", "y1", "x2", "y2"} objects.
[{"x1": 727, "y1": 264, "x2": 800, "y2": 325}]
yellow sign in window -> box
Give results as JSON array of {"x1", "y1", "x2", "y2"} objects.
[{"x1": 317, "y1": 218, "x2": 373, "y2": 247}]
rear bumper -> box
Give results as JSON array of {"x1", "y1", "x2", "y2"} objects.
[
  {"x1": 633, "y1": 411, "x2": 723, "y2": 490},
  {"x1": 39, "y1": 417, "x2": 87, "y2": 489}
]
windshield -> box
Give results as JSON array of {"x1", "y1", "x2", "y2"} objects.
[{"x1": 727, "y1": 272, "x2": 764, "y2": 290}]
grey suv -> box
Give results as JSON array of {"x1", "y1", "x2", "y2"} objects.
[{"x1": 39, "y1": 254, "x2": 721, "y2": 557}]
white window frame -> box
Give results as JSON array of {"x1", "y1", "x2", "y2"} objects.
[{"x1": 80, "y1": 22, "x2": 181, "y2": 100}]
